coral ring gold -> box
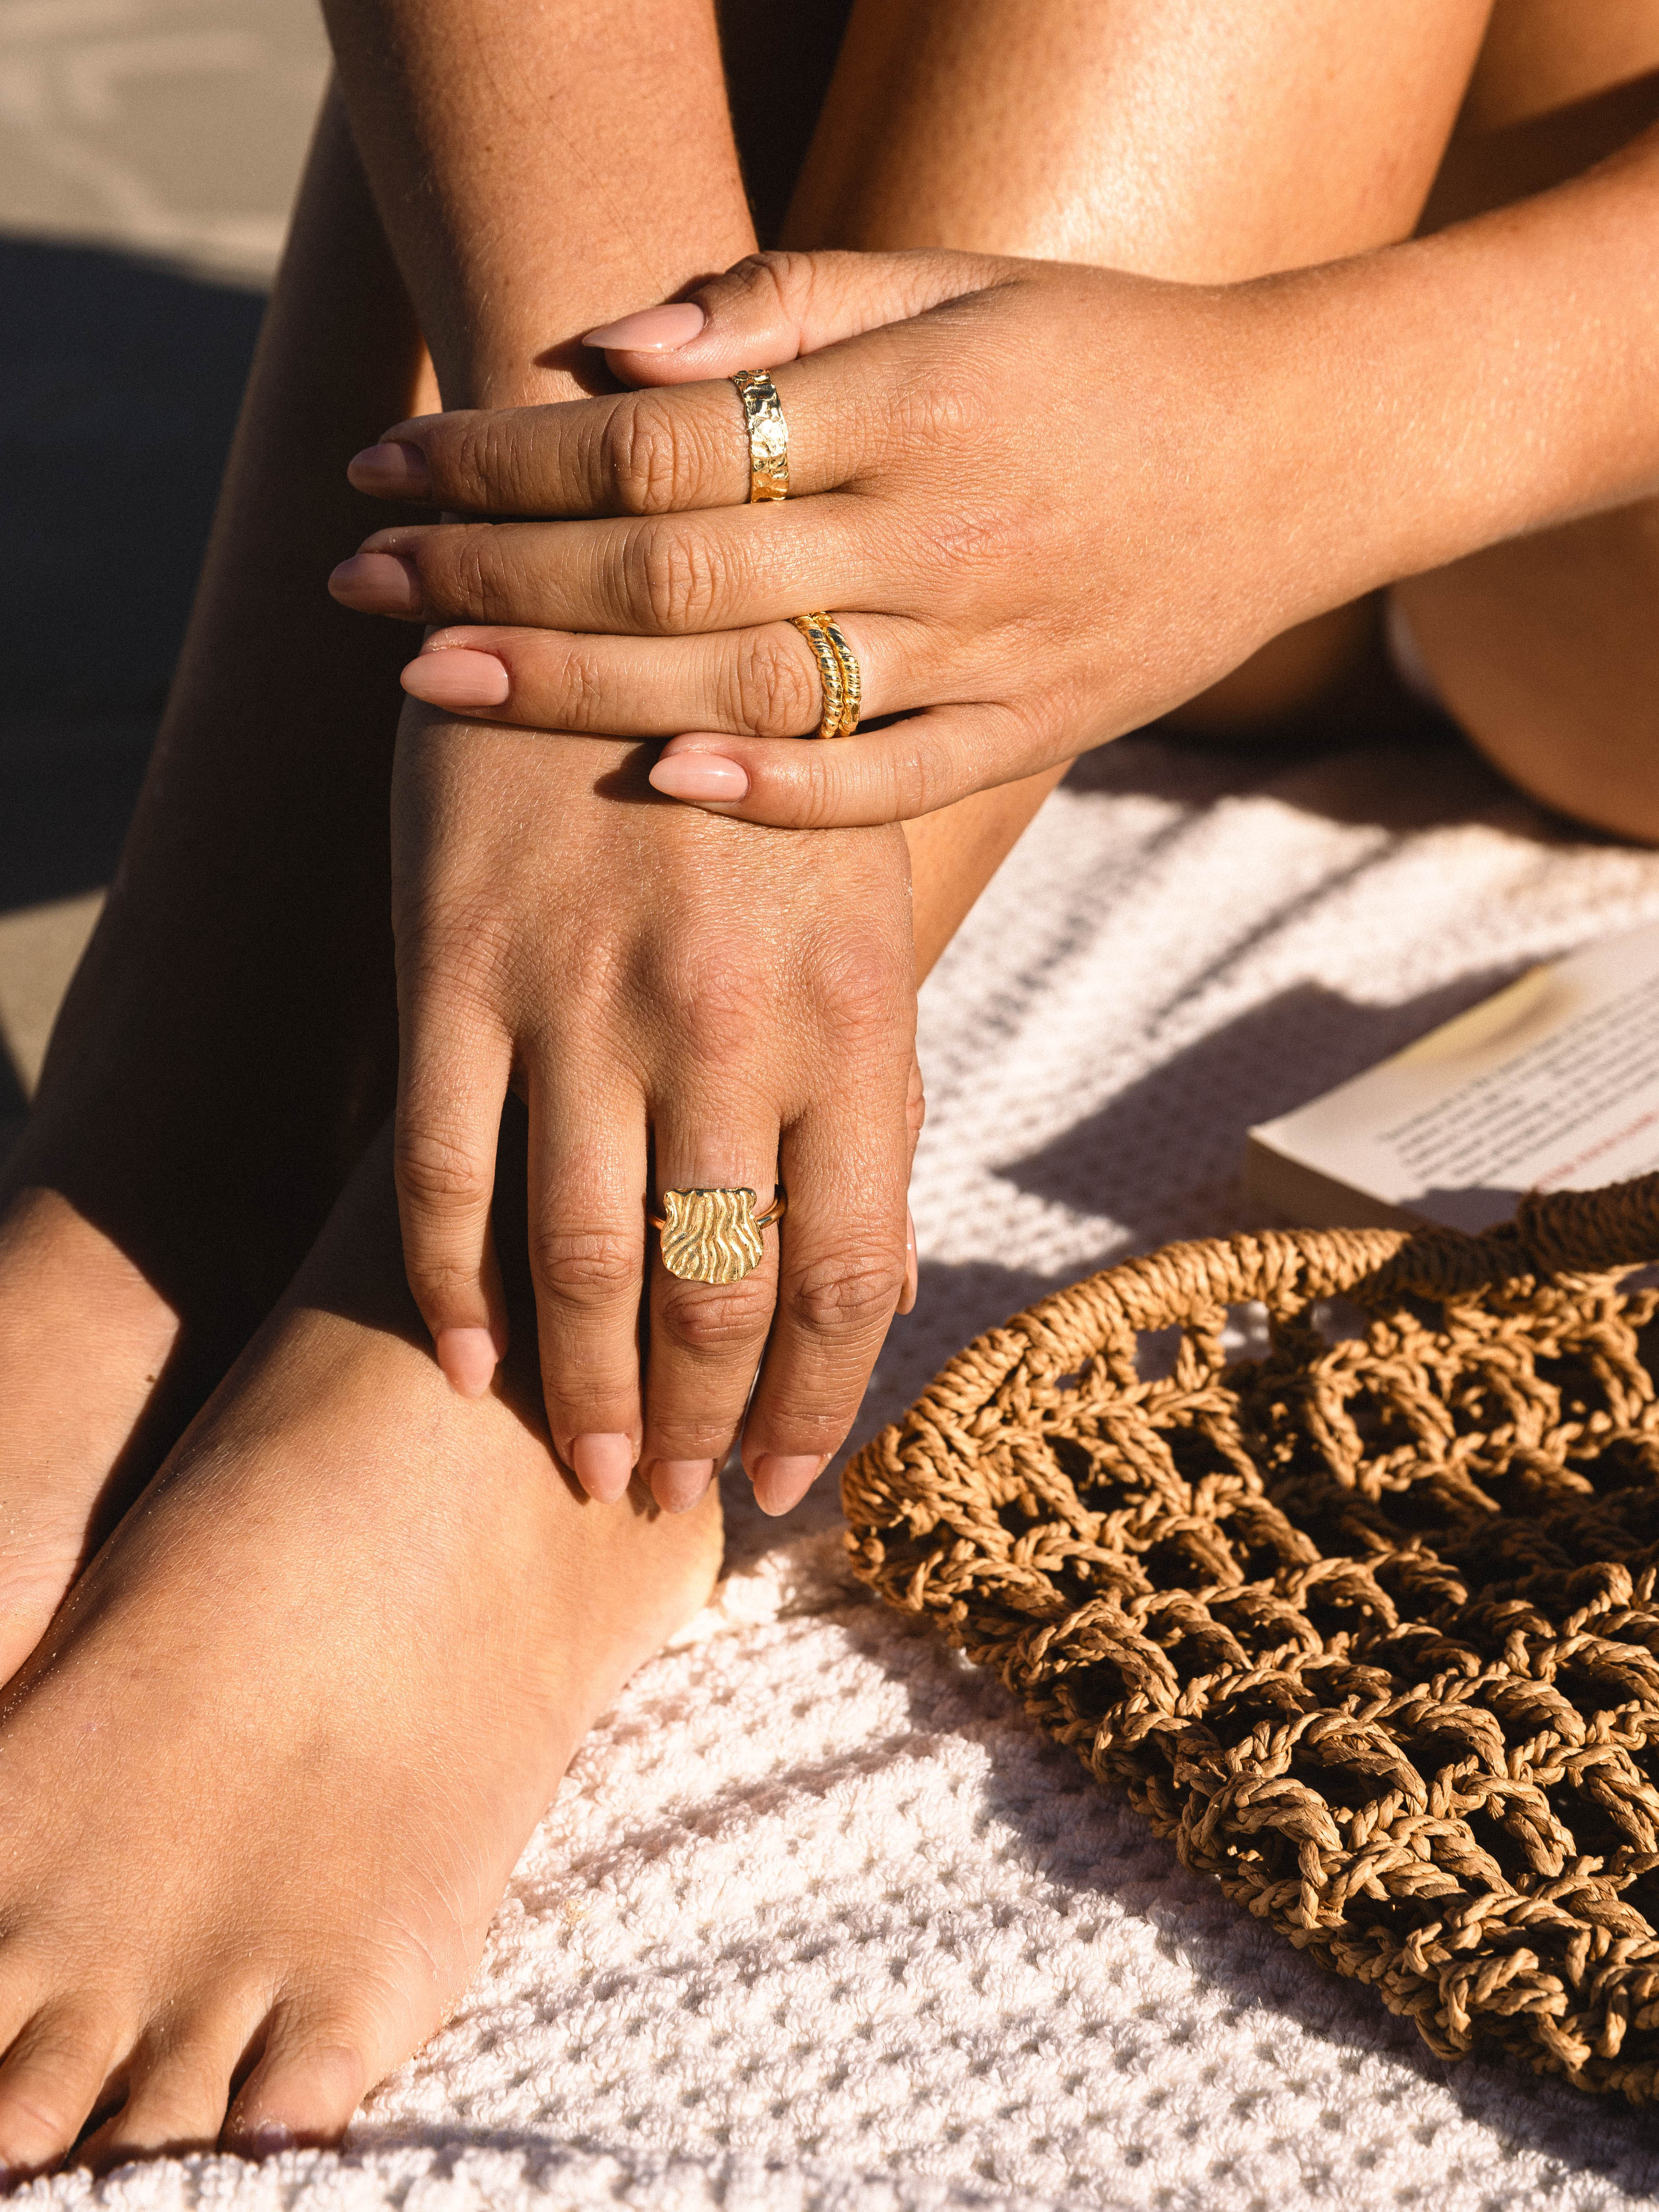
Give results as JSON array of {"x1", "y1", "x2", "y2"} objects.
[
  {"x1": 790, "y1": 613, "x2": 861, "y2": 739},
  {"x1": 730, "y1": 369, "x2": 789, "y2": 503},
  {"x1": 649, "y1": 1186, "x2": 787, "y2": 1284}
]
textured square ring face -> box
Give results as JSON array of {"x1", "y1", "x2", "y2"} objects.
[{"x1": 658, "y1": 1188, "x2": 766, "y2": 1284}]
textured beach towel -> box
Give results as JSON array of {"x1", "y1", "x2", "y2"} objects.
[{"x1": 39, "y1": 726, "x2": 1659, "y2": 2212}]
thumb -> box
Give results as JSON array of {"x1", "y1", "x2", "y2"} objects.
[{"x1": 582, "y1": 248, "x2": 1008, "y2": 387}]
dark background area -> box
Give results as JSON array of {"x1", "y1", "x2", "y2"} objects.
[{"x1": 0, "y1": 237, "x2": 264, "y2": 905}]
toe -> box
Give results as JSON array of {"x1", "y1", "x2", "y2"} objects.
[
  {"x1": 78, "y1": 2024, "x2": 247, "y2": 2172},
  {"x1": 221, "y1": 2011, "x2": 373, "y2": 2156},
  {"x1": 0, "y1": 2006, "x2": 123, "y2": 2177}
]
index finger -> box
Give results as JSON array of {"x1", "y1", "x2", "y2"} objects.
[{"x1": 344, "y1": 333, "x2": 902, "y2": 521}]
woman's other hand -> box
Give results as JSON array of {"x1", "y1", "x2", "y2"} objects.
[
  {"x1": 390, "y1": 710, "x2": 918, "y2": 1516},
  {"x1": 333, "y1": 248, "x2": 1312, "y2": 825}
]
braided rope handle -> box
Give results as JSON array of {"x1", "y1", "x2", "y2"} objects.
[{"x1": 863, "y1": 1173, "x2": 1659, "y2": 1441}]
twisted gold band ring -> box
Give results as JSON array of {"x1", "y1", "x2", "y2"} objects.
[{"x1": 790, "y1": 613, "x2": 861, "y2": 739}]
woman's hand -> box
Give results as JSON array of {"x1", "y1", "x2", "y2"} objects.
[
  {"x1": 390, "y1": 708, "x2": 919, "y2": 1516},
  {"x1": 331, "y1": 247, "x2": 1330, "y2": 826}
]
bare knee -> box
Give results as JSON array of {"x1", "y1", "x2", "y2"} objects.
[{"x1": 1395, "y1": 502, "x2": 1659, "y2": 844}]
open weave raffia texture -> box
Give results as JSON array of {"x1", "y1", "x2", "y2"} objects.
[{"x1": 844, "y1": 1171, "x2": 1659, "y2": 2101}]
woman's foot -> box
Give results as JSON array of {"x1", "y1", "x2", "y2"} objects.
[
  {"x1": 0, "y1": 1134, "x2": 720, "y2": 2175},
  {"x1": 0, "y1": 1180, "x2": 185, "y2": 1680}
]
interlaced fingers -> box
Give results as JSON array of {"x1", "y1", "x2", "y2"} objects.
[{"x1": 841, "y1": 1172, "x2": 1659, "y2": 2097}]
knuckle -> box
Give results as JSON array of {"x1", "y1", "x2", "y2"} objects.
[
  {"x1": 786, "y1": 1247, "x2": 905, "y2": 1338},
  {"x1": 730, "y1": 628, "x2": 819, "y2": 737},
  {"x1": 396, "y1": 890, "x2": 520, "y2": 1011},
  {"x1": 459, "y1": 409, "x2": 531, "y2": 511},
  {"x1": 394, "y1": 1122, "x2": 492, "y2": 1212},
  {"x1": 709, "y1": 249, "x2": 801, "y2": 326},
  {"x1": 885, "y1": 359, "x2": 992, "y2": 456},
  {"x1": 541, "y1": 638, "x2": 606, "y2": 729},
  {"x1": 657, "y1": 1276, "x2": 775, "y2": 1356},
  {"x1": 808, "y1": 930, "x2": 909, "y2": 1043},
  {"x1": 623, "y1": 518, "x2": 725, "y2": 633},
  {"x1": 600, "y1": 392, "x2": 703, "y2": 515},
  {"x1": 528, "y1": 1224, "x2": 641, "y2": 1308},
  {"x1": 655, "y1": 951, "x2": 769, "y2": 1056}
]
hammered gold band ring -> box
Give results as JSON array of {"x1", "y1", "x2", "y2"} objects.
[
  {"x1": 730, "y1": 369, "x2": 789, "y2": 503},
  {"x1": 790, "y1": 613, "x2": 861, "y2": 739},
  {"x1": 649, "y1": 1186, "x2": 787, "y2": 1285}
]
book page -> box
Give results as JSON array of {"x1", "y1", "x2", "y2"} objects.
[{"x1": 1247, "y1": 923, "x2": 1659, "y2": 1232}]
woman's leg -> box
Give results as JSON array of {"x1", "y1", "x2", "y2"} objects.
[
  {"x1": 1394, "y1": 0, "x2": 1659, "y2": 839},
  {"x1": 755, "y1": 0, "x2": 1495, "y2": 944},
  {"x1": 0, "y1": 3, "x2": 1522, "y2": 2173},
  {"x1": 0, "y1": 90, "x2": 426, "y2": 1677}
]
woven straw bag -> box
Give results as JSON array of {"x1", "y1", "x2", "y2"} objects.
[{"x1": 842, "y1": 1173, "x2": 1659, "y2": 2099}]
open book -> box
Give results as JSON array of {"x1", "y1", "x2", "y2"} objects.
[{"x1": 1245, "y1": 922, "x2": 1659, "y2": 1233}]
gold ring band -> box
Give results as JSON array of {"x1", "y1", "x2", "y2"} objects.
[
  {"x1": 648, "y1": 1186, "x2": 786, "y2": 1284},
  {"x1": 817, "y1": 613, "x2": 861, "y2": 734},
  {"x1": 790, "y1": 613, "x2": 860, "y2": 739},
  {"x1": 730, "y1": 369, "x2": 789, "y2": 503}
]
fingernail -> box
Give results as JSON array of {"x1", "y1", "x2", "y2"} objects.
[
  {"x1": 328, "y1": 550, "x2": 421, "y2": 614},
  {"x1": 752, "y1": 1453, "x2": 828, "y2": 1516},
  {"x1": 437, "y1": 1325, "x2": 498, "y2": 1397},
  {"x1": 582, "y1": 301, "x2": 706, "y2": 352},
  {"x1": 348, "y1": 441, "x2": 432, "y2": 498},
  {"x1": 649, "y1": 754, "x2": 749, "y2": 802},
  {"x1": 649, "y1": 1459, "x2": 715, "y2": 1513},
  {"x1": 899, "y1": 1208, "x2": 918, "y2": 1316},
  {"x1": 571, "y1": 1432, "x2": 637, "y2": 1503},
  {"x1": 401, "y1": 648, "x2": 511, "y2": 710},
  {"x1": 244, "y1": 2124, "x2": 295, "y2": 2159}
]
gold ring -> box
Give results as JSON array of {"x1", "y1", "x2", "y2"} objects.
[
  {"x1": 790, "y1": 613, "x2": 860, "y2": 739},
  {"x1": 648, "y1": 1186, "x2": 786, "y2": 1284},
  {"x1": 730, "y1": 369, "x2": 789, "y2": 503}
]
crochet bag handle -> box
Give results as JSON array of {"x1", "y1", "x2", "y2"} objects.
[{"x1": 902, "y1": 1171, "x2": 1659, "y2": 1414}]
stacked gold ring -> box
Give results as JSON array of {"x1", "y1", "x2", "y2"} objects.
[
  {"x1": 791, "y1": 613, "x2": 861, "y2": 739},
  {"x1": 730, "y1": 369, "x2": 861, "y2": 739}
]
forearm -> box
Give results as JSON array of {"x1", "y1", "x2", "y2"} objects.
[
  {"x1": 1258, "y1": 124, "x2": 1659, "y2": 621},
  {"x1": 320, "y1": 0, "x2": 755, "y2": 407}
]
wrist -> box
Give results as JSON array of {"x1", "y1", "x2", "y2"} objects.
[{"x1": 1248, "y1": 135, "x2": 1659, "y2": 615}]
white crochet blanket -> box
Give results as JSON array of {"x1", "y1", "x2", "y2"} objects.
[{"x1": 38, "y1": 729, "x2": 1659, "y2": 2212}]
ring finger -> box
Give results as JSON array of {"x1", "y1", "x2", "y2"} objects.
[
  {"x1": 397, "y1": 613, "x2": 932, "y2": 739},
  {"x1": 643, "y1": 1106, "x2": 786, "y2": 1512}
]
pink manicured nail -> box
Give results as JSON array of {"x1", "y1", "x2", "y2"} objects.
[
  {"x1": 401, "y1": 649, "x2": 511, "y2": 710},
  {"x1": 571, "y1": 1432, "x2": 637, "y2": 1503},
  {"x1": 328, "y1": 551, "x2": 421, "y2": 614},
  {"x1": 899, "y1": 1208, "x2": 918, "y2": 1316},
  {"x1": 649, "y1": 1459, "x2": 716, "y2": 1513},
  {"x1": 582, "y1": 302, "x2": 706, "y2": 352},
  {"x1": 649, "y1": 753, "x2": 749, "y2": 802},
  {"x1": 751, "y1": 1453, "x2": 828, "y2": 1517},
  {"x1": 347, "y1": 442, "x2": 432, "y2": 498},
  {"x1": 437, "y1": 1325, "x2": 498, "y2": 1398}
]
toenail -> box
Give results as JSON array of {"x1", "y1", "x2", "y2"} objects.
[
  {"x1": 751, "y1": 1453, "x2": 829, "y2": 1516},
  {"x1": 570, "y1": 1432, "x2": 636, "y2": 1502},
  {"x1": 243, "y1": 2123, "x2": 295, "y2": 2158}
]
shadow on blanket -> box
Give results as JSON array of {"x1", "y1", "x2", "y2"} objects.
[{"x1": 998, "y1": 973, "x2": 1526, "y2": 1250}]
